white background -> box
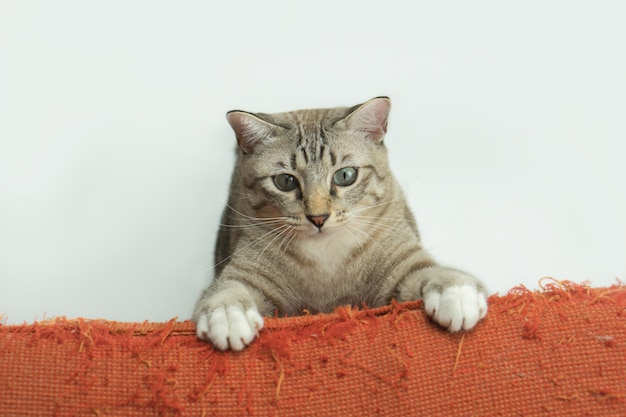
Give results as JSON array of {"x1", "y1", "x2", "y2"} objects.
[{"x1": 1, "y1": 1, "x2": 625, "y2": 324}]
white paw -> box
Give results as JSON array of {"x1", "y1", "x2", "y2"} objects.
[
  {"x1": 196, "y1": 305, "x2": 264, "y2": 351},
  {"x1": 424, "y1": 284, "x2": 488, "y2": 332}
]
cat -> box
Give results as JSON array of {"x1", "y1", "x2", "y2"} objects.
[{"x1": 192, "y1": 97, "x2": 488, "y2": 350}]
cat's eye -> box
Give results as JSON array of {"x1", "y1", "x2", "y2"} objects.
[
  {"x1": 333, "y1": 167, "x2": 358, "y2": 187},
  {"x1": 273, "y1": 174, "x2": 299, "y2": 192}
]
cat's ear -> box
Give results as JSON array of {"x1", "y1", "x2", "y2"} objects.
[
  {"x1": 226, "y1": 111, "x2": 283, "y2": 154},
  {"x1": 338, "y1": 96, "x2": 391, "y2": 144}
]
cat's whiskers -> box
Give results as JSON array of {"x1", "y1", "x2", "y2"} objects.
[
  {"x1": 349, "y1": 217, "x2": 408, "y2": 235},
  {"x1": 225, "y1": 203, "x2": 290, "y2": 222},
  {"x1": 350, "y1": 216, "x2": 405, "y2": 226},
  {"x1": 351, "y1": 214, "x2": 417, "y2": 224},
  {"x1": 207, "y1": 224, "x2": 291, "y2": 272},
  {"x1": 350, "y1": 220, "x2": 405, "y2": 235},
  {"x1": 219, "y1": 219, "x2": 286, "y2": 229},
  {"x1": 282, "y1": 227, "x2": 299, "y2": 251},
  {"x1": 351, "y1": 210, "x2": 416, "y2": 222},
  {"x1": 353, "y1": 195, "x2": 404, "y2": 213},
  {"x1": 277, "y1": 226, "x2": 298, "y2": 253},
  {"x1": 344, "y1": 224, "x2": 366, "y2": 250},
  {"x1": 257, "y1": 225, "x2": 294, "y2": 260}
]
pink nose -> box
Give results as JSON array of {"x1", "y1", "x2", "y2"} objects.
[{"x1": 306, "y1": 214, "x2": 329, "y2": 229}]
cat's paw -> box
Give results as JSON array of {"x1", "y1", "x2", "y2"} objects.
[
  {"x1": 423, "y1": 284, "x2": 488, "y2": 332},
  {"x1": 195, "y1": 304, "x2": 264, "y2": 351}
]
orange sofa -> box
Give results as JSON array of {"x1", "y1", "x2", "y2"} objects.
[{"x1": 1, "y1": 280, "x2": 625, "y2": 416}]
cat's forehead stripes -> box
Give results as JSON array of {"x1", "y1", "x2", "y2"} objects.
[
  {"x1": 287, "y1": 111, "x2": 337, "y2": 169},
  {"x1": 329, "y1": 149, "x2": 337, "y2": 166},
  {"x1": 290, "y1": 153, "x2": 297, "y2": 170},
  {"x1": 293, "y1": 111, "x2": 327, "y2": 145},
  {"x1": 294, "y1": 138, "x2": 333, "y2": 169}
]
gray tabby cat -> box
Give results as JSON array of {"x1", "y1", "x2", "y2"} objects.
[{"x1": 193, "y1": 97, "x2": 487, "y2": 350}]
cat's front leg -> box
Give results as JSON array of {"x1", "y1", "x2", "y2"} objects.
[
  {"x1": 397, "y1": 266, "x2": 488, "y2": 331},
  {"x1": 192, "y1": 280, "x2": 265, "y2": 351}
]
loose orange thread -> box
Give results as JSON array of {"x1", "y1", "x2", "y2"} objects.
[
  {"x1": 589, "y1": 389, "x2": 626, "y2": 401},
  {"x1": 555, "y1": 391, "x2": 579, "y2": 401},
  {"x1": 158, "y1": 318, "x2": 177, "y2": 346},
  {"x1": 271, "y1": 351, "x2": 285, "y2": 402},
  {"x1": 79, "y1": 330, "x2": 94, "y2": 353},
  {"x1": 453, "y1": 334, "x2": 465, "y2": 376}
]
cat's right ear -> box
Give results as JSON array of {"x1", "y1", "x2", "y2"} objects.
[{"x1": 226, "y1": 111, "x2": 282, "y2": 154}]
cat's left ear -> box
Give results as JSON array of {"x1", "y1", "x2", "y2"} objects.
[
  {"x1": 338, "y1": 96, "x2": 391, "y2": 144},
  {"x1": 227, "y1": 111, "x2": 284, "y2": 154}
]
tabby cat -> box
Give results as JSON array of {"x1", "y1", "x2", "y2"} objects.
[{"x1": 193, "y1": 97, "x2": 487, "y2": 350}]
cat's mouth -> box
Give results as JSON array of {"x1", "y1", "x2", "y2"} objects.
[
  {"x1": 300, "y1": 221, "x2": 342, "y2": 238},
  {"x1": 286, "y1": 213, "x2": 349, "y2": 238}
]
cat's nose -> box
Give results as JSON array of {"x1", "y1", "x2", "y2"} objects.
[{"x1": 306, "y1": 214, "x2": 329, "y2": 229}]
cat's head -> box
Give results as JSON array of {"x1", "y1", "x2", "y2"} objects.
[{"x1": 226, "y1": 97, "x2": 393, "y2": 237}]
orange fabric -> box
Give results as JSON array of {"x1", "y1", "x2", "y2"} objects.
[{"x1": 1, "y1": 280, "x2": 625, "y2": 416}]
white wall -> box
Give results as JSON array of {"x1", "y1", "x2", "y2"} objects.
[{"x1": 1, "y1": 0, "x2": 624, "y2": 324}]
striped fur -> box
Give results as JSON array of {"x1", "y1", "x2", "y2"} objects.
[{"x1": 193, "y1": 97, "x2": 487, "y2": 350}]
